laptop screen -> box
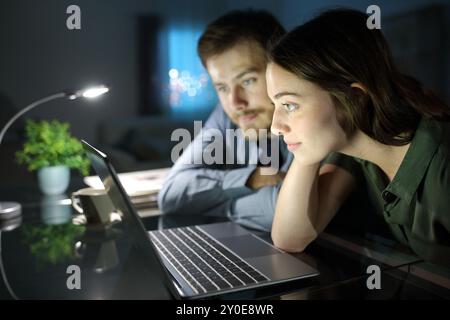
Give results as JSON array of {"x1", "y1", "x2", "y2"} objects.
[{"x1": 82, "y1": 140, "x2": 177, "y2": 299}]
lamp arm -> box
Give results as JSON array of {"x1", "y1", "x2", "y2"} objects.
[
  {"x1": 0, "y1": 231, "x2": 18, "y2": 299},
  {"x1": 0, "y1": 93, "x2": 67, "y2": 300},
  {"x1": 0, "y1": 92, "x2": 67, "y2": 146}
]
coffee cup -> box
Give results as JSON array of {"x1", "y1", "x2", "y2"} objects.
[{"x1": 71, "y1": 188, "x2": 115, "y2": 225}]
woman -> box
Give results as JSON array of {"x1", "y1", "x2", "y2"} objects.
[{"x1": 266, "y1": 9, "x2": 450, "y2": 265}]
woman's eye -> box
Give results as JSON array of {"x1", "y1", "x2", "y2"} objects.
[{"x1": 282, "y1": 103, "x2": 298, "y2": 112}]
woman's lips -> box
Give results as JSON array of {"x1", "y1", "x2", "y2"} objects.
[{"x1": 286, "y1": 142, "x2": 301, "y2": 152}]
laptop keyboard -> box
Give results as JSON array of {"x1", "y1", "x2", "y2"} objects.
[{"x1": 149, "y1": 226, "x2": 269, "y2": 295}]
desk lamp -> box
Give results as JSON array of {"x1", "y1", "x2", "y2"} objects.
[{"x1": 0, "y1": 85, "x2": 110, "y2": 221}]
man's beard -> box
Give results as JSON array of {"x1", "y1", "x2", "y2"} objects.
[{"x1": 234, "y1": 108, "x2": 271, "y2": 140}]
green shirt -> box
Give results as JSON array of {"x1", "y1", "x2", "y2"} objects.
[{"x1": 326, "y1": 118, "x2": 450, "y2": 266}]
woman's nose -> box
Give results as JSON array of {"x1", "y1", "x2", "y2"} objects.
[{"x1": 271, "y1": 108, "x2": 289, "y2": 136}]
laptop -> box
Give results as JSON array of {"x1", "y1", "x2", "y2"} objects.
[{"x1": 82, "y1": 140, "x2": 319, "y2": 299}]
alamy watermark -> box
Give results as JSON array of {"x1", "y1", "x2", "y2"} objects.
[
  {"x1": 66, "y1": 5, "x2": 81, "y2": 30},
  {"x1": 366, "y1": 265, "x2": 381, "y2": 290},
  {"x1": 367, "y1": 5, "x2": 381, "y2": 29},
  {"x1": 66, "y1": 265, "x2": 81, "y2": 290},
  {"x1": 64, "y1": 4, "x2": 380, "y2": 31},
  {"x1": 170, "y1": 121, "x2": 281, "y2": 175}
]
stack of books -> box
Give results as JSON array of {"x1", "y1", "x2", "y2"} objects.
[{"x1": 83, "y1": 168, "x2": 170, "y2": 217}]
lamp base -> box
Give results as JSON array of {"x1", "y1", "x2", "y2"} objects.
[{"x1": 0, "y1": 202, "x2": 22, "y2": 220}]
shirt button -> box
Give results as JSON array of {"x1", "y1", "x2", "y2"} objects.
[{"x1": 382, "y1": 190, "x2": 396, "y2": 203}]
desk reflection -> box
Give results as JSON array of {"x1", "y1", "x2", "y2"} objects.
[{"x1": 0, "y1": 189, "x2": 448, "y2": 300}]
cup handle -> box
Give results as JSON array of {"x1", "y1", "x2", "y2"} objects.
[{"x1": 71, "y1": 193, "x2": 84, "y2": 214}]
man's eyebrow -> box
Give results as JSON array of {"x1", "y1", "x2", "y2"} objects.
[
  {"x1": 234, "y1": 68, "x2": 259, "y2": 80},
  {"x1": 213, "y1": 68, "x2": 259, "y2": 86},
  {"x1": 273, "y1": 91, "x2": 302, "y2": 99}
]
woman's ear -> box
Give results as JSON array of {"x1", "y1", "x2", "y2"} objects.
[
  {"x1": 349, "y1": 83, "x2": 369, "y2": 107},
  {"x1": 350, "y1": 82, "x2": 368, "y2": 94}
]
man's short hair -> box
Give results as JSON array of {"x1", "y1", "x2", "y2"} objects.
[{"x1": 198, "y1": 9, "x2": 285, "y2": 67}]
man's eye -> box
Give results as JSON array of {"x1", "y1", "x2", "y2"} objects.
[
  {"x1": 282, "y1": 103, "x2": 298, "y2": 112},
  {"x1": 242, "y1": 78, "x2": 256, "y2": 87},
  {"x1": 217, "y1": 86, "x2": 228, "y2": 93}
]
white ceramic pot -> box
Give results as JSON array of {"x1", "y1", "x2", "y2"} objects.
[{"x1": 37, "y1": 165, "x2": 70, "y2": 195}]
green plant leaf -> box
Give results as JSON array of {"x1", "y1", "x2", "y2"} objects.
[
  {"x1": 22, "y1": 222, "x2": 85, "y2": 268},
  {"x1": 16, "y1": 119, "x2": 91, "y2": 175}
]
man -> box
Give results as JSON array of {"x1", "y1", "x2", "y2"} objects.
[{"x1": 157, "y1": 10, "x2": 291, "y2": 231}]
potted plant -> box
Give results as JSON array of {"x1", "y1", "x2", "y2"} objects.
[{"x1": 16, "y1": 119, "x2": 91, "y2": 195}]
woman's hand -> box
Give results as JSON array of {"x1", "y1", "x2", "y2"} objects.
[{"x1": 271, "y1": 159, "x2": 356, "y2": 252}]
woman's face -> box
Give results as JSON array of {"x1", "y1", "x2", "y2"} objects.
[{"x1": 266, "y1": 62, "x2": 349, "y2": 165}]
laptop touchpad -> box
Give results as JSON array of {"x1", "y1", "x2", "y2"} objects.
[{"x1": 219, "y1": 235, "x2": 280, "y2": 258}]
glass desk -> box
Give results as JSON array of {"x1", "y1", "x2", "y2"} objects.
[{"x1": 0, "y1": 184, "x2": 449, "y2": 300}]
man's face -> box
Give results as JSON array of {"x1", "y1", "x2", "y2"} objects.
[{"x1": 206, "y1": 40, "x2": 274, "y2": 138}]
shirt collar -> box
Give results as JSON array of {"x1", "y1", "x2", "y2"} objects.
[{"x1": 387, "y1": 118, "x2": 443, "y2": 204}]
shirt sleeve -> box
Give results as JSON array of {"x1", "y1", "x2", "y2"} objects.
[
  {"x1": 230, "y1": 183, "x2": 281, "y2": 232},
  {"x1": 157, "y1": 106, "x2": 256, "y2": 215}
]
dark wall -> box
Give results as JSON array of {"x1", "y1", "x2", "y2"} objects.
[{"x1": 0, "y1": 0, "x2": 229, "y2": 144}]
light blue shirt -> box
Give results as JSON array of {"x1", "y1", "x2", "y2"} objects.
[{"x1": 157, "y1": 105, "x2": 292, "y2": 231}]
